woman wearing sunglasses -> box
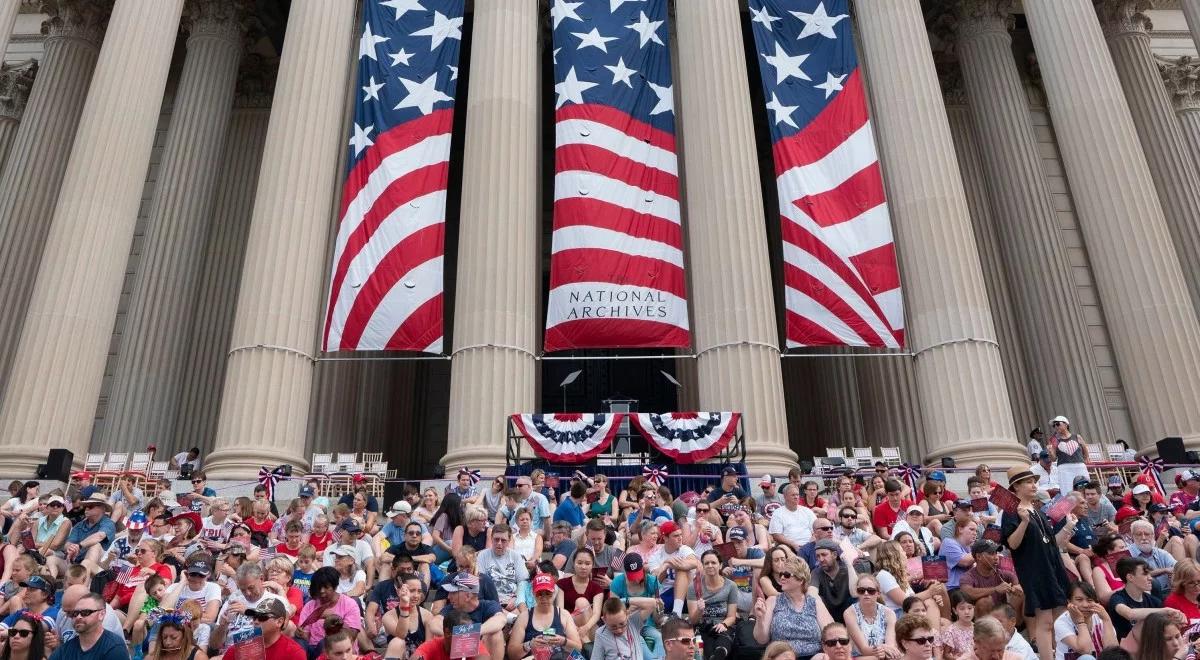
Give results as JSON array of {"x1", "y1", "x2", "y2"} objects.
[
  {"x1": 1, "y1": 611, "x2": 47, "y2": 660},
  {"x1": 753, "y1": 556, "x2": 834, "y2": 658},
  {"x1": 809, "y1": 623, "x2": 852, "y2": 660},
  {"x1": 685, "y1": 551, "x2": 738, "y2": 660},
  {"x1": 893, "y1": 614, "x2": 936, "y2": 660},
  {"x1": 843, "y1": 575, "x2": 899, "y2": 659}
]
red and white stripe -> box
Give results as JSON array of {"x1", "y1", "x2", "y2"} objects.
[
  {"x1": 545, "y1": 104, "x2": 690, "y2": 350},
  {"x1": 322, "y1": 110, "x2": 452, "y2": 353},
  {"x1": 774, "y1": 71, "x2": 903, "y2": 348}
]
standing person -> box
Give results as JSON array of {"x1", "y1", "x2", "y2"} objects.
[
  {"x1": 1047, "y1": 416, "x2": 1090, "y2": 496},
  {"x1": 1000, "y1": 465, "x2": 1073, "y2": 660},
  {"x1": 1027, "y1": 429, "x2": 1045, "y2": 461},
  {"x1": 50, "y1": 592, "x2": 127, "y2": 660}
]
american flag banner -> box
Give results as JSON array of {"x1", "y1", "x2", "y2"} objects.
[
  {"x1": 748, "y1": 0, "x2": 904, "y2": 348},
  {"x1": 544, "y1": 0, "x2": 689, "y2": 351},
  {"x1": 322, "y1": 0, "x2": 464, "y2": 352}
]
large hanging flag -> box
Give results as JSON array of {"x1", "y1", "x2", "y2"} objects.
[
  {"x1": 544, "y1": 0, "x2": 690, "y2": 351},
  {"x1": 322, "y1": 0, "x2": 464, "y2": 352},
  {"x1": 748, "y1": 0, "x2": 904, "y2": 348}
]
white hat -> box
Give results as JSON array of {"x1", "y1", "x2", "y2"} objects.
[
  {"x1": 387, "y1": 501, "x2": 412, "y2": 516},
  {"x1": 760, "y1": 474, "x2": 774, "y2": 485},
  {"x1": 1132, "y1": 484, "x2": 1152, "y2": 495},
  {"x1": 1051, "y1": 415, "x2": 1070, "y2": 426}
]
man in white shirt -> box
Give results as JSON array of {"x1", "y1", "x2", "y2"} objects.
[
  {"x1": 1030, "y1": 451, "x2": 1058, "y2": 491},
  {"x1": 991, "y1": 603, "x2": 1037, "y2": 659},
  {"x1": 209, "y1": 562, "x2": 290, "y2": 653},
  {"x1": 646, "y1": 520, "x2": 699, "y2": 617},
  {"x1": 322, "y1": 518, "x2": 376, "y2": 583},
  {"x1": 172, "y1": 447, "x2": 202, "y2": 473},
  {"x1": 474, "y1": 523, "x2": 528, "y2": 614},
  {"x1": 1026, "y1": 428, "x2": 1044, "y2": 461},
  {"x1": 768, "y1": 483, "x2": 816, "y2": 551}
]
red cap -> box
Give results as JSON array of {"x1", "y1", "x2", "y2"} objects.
[
  {"x1": 659, "y1": 521, "x2": 679, "y2": 537},
  {"x1": 1115, "y1": 506, "x2": 1140, "y2": 524},
  {"x1": 71, "y1": 471, "x2": 92, "y2": 480},
  {"x1": 533, "y1": 573, "x2": 555, "y2": 594}
]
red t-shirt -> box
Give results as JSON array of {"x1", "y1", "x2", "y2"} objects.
[
  {"x1": 116, "y1": 563, "x2": 173, "y2": 608},
  {"x1": 246, "y1": 517, "x2": 275, "y2": 536},
  {"x1": 276, "y1": 542, "x2": 303, "y2": 558},
  {"x1": 308, "y1": 531, "x2": 334, "y2": 553},
  {"x1": 412, "y1": 637, "x2": 488, "y2": 660},
  {"x1": 1167, "y1": 592, "x2": 1200, "y2": 624},
  {"x1": 872, "y1": 499, "x2": 913, "y2": 536},
  {"x1": 223, "y1": 633, "x2": 306, "y2": 660}
]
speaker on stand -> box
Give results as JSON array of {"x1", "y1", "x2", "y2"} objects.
[
  {"x1": 1157, "y1": 437, "x2": 1187, "y2": 465},
  {"x1": 35, "y1": 449, "x2": 74, "y2": 482}
]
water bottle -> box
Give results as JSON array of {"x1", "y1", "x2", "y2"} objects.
[{"x1": 693, "y1": 634, "x2": 704, "y2": 660}]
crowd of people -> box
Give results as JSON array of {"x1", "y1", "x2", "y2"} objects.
[{"x1": 2, "y1": 423, "x2": 1200, "y2": 660}]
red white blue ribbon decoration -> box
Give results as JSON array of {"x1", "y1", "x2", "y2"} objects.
[
  {"x1": 458, "y1": 468, "x2": 482, "y2": 485},
  {"x1": 643, "y1": 465, "x2": 669, "y2": 486},
  {"x1": 258, "y1": 466, "x2": 286, "y2": 502},
  {"x1": 629, "y1": 412, "x2": 740, "y2": 464},
  {"x1": 897, "y1": 463, "x2": 923, "y2": 494},
  {"x1": 1138, "y1": 455, "x2": 1167, "y2": 496},
  {"x1": 510, "y1": 413, "x2": 624, "y2": 463}
]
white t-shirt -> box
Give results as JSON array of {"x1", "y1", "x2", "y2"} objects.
[
  {"x1": 1006, "y1": 630, "x2": 1037, "y2": 659},
  {"x1": 174, "y1": 580, "x2": 223, "y2": 614},
  {"x1": 218, "y1": 591, "x2": 287, "y2": 651},
  {"x1": 174, "y1": 452, "x2": 201, "y2": 471},
  {"x1": 1053, "y1": 611, "x2": 1103, "y2": 660},
  {"x1": 646, "y1": 544, "x2": 697, "y2": 595},
  {"x1": 1027, "y1": 440, "x2": 1043, "y2": 459},
  {"x1": 200, "y1": 516, "x2": 234, "y2": 545},
  {"x1": 338, "y1": 569, "x2": 367, "y2": 595},
  {"x1": 322, "y1": 539, "x2": 374, "y2": 568},
  {"x1": 767, "y1": 505, "x2": 816, "y2": 546},
  {"x1": 876, "y1": 569, "x2": 914, "y2": 613},
  {"x1": 476, "y1": 548, "x2": 529, "y2": 604}
]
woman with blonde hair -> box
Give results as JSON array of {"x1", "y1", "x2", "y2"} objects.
[
  {"x1": 753, "y1": 555, "x2": 834, "y2": 657},
  {"x1": 1164, "y1": 558, "x2": 1200, "y2": 620},
  {"x1": 843, "y1": 574, "x2": 898, "y2": 659},
  {"x1": 875, "y1": 541, "x2": 949, "y2": 619},
  {"x1": 619, "y1": 476, "x2": 647, "y2": 519},
  {"x1": 809, "y1": 622, "x2": 853, "y2": 660},
  {"x1": 763, "y1": 640, "x2": 799, "y2": 660}
]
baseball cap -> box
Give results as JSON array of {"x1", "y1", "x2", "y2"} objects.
[
  {"x1": 533, "y1": 573, "x2": 555, "y2": 594},
  {"x1": 1115, "y1": 506, "x2": 1140, "y2": 524},
  {"x1": 623, "y1": 553, "x2": 645, "y2": 582},
  {"x1": 247, "y1": 599, "x2": 288, "y2": 620},
  {"x1": 971, "y1": 540, "x2": 1000, "y2": 555},
  {"x1": 760, "y1": 474, "x2": 774, "y2": 486},
  {"x1": 338, "y1": 518, "x2": 362, "y2": 534},
  {"x1": 953, "y1": 499, "x2": 974, "y2": 509},
  {"x1": 905, "y1": 505, "x2": 924, "y2": 516},
  {"x1": 928, "y1": 471, "x2": 946, "y2": 482},
  {"x1": 20, "y1": 575, "x2": 53, "y2": 594},
  {"x1": 1149, "y1": 502, "x2": 1169, "y2": 514},
  {"x1": 727, "y1": 527, "x2": 748, "y2": 541},
  {"x1": 1108, "y1": 476, "x2": 1124, "y2": 488},
  {"x1": 1038, "y1": 450, "x2": 1050, "y2": 460},
  {"x1": 186, "y1": 560, "x2": 211, "y2": 576},
  {"x1": 387, "y1": 501, "x2": 413, "y2": 517},
  {"x1": 1184, "y1": 470, "x2": 1200, "y2": 484},
  {"x1": 1132, "y1": 484, "x2": 1151, "y2": 495},
  {"x1": 659, "y1": 521, "x2": 679, "y2": 537},
  {"x1": 299, "y1": 486, "x2": 315, "y2": 498},
  {"x1": 1072, "y1": 476, "x2": 1091, "y2": 489},
  {"x1": 329, "y1": 545, "x2": 357, "y2": 558},
  {"x1": 1051, "y1": 415, "x2": 1070, "y2": 426},
  {"x1": 44, "y1": 495, "x2": 66, "y2": 507},
  {"x1": 721, "y1": 466, "x2": 739, "y2": 476},
  {"x1": 442, "y1": 572, "x2": 481, "y2": 594}
]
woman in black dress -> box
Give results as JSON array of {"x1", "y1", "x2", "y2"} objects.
[{"x1": 1001, "y1": 464, "x2": 1075, "y2": 660}]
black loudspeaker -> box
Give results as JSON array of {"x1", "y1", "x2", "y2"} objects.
[
  {"x1": 36, "y1": 449, "x2": 73, "y2": 482},
  {"x1": 1158, "y1": 437, "x2": 1187, "y2": 465},
  {"x1": 383, "y1": 480, "x2": 410, "y2": 508},
  {"x1": 941, "y1": 457, "x2": 957, "y2": 469},
  {"x1": 1187, "y1": 451, "x2": 1200, "y2": 465},
  {"x1": 798, "y1": 460, "x2": 815, "y2": 474}
]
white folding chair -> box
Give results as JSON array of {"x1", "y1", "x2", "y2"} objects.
[
  {"x1": 84, "y1": 453, "x2": 105, "y2": 472},
  {"x1": 335, "y1": 453, "x2": 358, "y2": 466},
  {"x1": 824, "y1": 447, "x2": 846, "y2": 459},
  {"x1": 852, "y1": 447, "x2": 874, "y2": 468},
  {"x1": 361, "y1": 452, "x2": 383, "y2": 464},
  {"x1": 368, "y1": 462, "x2": 388, "y2": 476},
  {"x1": 881, "y1": 447, "x2": 903, "y2": 466},
  {"x1": 1105, "y1": 444, "x2": 1126, "y2": 461}
]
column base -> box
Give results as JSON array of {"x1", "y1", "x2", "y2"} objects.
[
  {"x1": 743, "y1": 444, "x2": 799, "y2": 476},
  {"x1": 202, "y1": 447, "x2": 310, "y2": 481},
  {"x1": 923, "y1": 440, "x2": 1030, "y2": 467},
  {"x1": 441, "y1": 446, "x2": 507, "y2": 476}
]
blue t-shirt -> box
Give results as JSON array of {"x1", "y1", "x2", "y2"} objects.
[
  {"x1": 609, "y1": 573, "x2": 662, "y2": 600},
  {"x1": 939, "y1": 538, "x2": 969, "y2": 589},
  {"x1": 67, "y1": 517, "x2": 116, "y2": 550},
  {"x1": 292, "y1": 569, "x2": 314, "y2": 600},
  {"x1": 49, "y1": 629, "x2": 129, "y2": 660},
  {"x1": 441, "y1": 599, "x2": 503, "y2": 625},
  {"x1": 380, "y1": 521, "x2": 406, "y2": 547},
  {"x1": 625, "y1": 508, "x2": 673, "y2": 529},
  {"x1": 553, "y1": 498, "x2": 585, "y2": 528}
]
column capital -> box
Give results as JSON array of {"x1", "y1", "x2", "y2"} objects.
[
  {"x1": 937, "y1": 58, "x2": 968, "y2": 106},
  {"x1": 182, "y1": 0, "x2": 252, "y2": 47},
  {"x1": 1160, "y1": 55, "x2": 1200, "y2": 113},
  {"x1": 955, "y1": 0, "x2": 1015, "y2": 41},
  {"x1": 234, "y1": 52, "x2": 276, "y2": 109},
  {"x1": 0, "y1": 60, "x2": 37, "y2": 122},
  {"x1": 39, "y1": 0, "x2": 110, "y2": 47},
  {"x1": 1094, "y1": 0, "x2": 1153, "y2": 39}
]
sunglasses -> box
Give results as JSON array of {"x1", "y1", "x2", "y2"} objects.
[
  {"x1": 664, "y1": 638, "x2": 696, "y2": 646},
  {"x1": 856, "y1": 587, "x2": 879, "y2": 595},
  {"x1": 814, "y1": 526, "x2": 833, "y2": 531},
  {"x1": 249, "y1": 612, "x2": 275, "y2": 622},
  {"x1": 840, "y1": 513, "x2": 856, "y2": 518},
  {"x1": 907, "y1": 636, "x2": 936, "y2": 645},
  {"x1": 67, "y1": 609, "x2": 99, "y2": 619},
  {"x1": 777, "y1": 572, "x2": 794, "y2": 580},
  {"x1": 191, "y1": 479, "x2": 204, "y2": 484},
  {"x1": 697, "y1": 508, "x2": 710, "y2": 513},
  {"x1": 822, "y1": 638, "x2": 851, "y2": 647}
]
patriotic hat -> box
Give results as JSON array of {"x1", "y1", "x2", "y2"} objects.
[
  {"x1": 533, "y1": 573, "x2": 556, "y2": 594},
  {"x1": 124, "y1": 512, "x2": 148, "y2": 531},
  {"x1": 442, "y1": 572, "x2": 480, "y2": 594}
]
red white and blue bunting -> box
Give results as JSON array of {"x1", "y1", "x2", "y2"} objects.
[
  {"x1": 629, "y1": 412, "x2": 740, "y2": 464},
  {"x1": 510, "y1": 413, "x2": 624, "y2": 462}
]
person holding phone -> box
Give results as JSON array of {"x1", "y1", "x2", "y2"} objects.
[
  {"x1": 705, "y1": 469, "x2": 747, "y2": 505},
  {"x1": 509, "y1": 574, "x2": 581, "y2": 660}
]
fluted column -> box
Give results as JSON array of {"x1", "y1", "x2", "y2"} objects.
[
  {"x1": 0, "y1": 0, "x2": 107, "y2": 396},
  {"x1": 941, "y1": 85, "x2": 1036, "y2": 437},
  {"x1": 947, "y1": 0, "x2": 1114, "y2": 441},
  {"x1": 0, "y1": 60, "x2": 36, "y2": 168},
  {"x1": 1161, "y1": 56, "x2": 1200, "y2": 174},
  {"x1": 171, "y1": 55, "x2": 273, "y2": 456},
  {"x1": 1097, "y1": 0, "x2": 1200, "y2": 320},
  {"x1": 852, "y1": 0, "x2": 1022, "y2": 465},
  {"x1": 1183, "y1": 0, "x2": 1200, "y2": 47},
  {"x1": 0, "y1": 0, "x2": 184, "y2": 473},
  {"x1": 202, "y1": 0, "x2": 355, "y2": 478},
  {"x1": 95, "y1": 0, "x2": 245, "y2": 452},
  {"x1": 674, "y1": 0, "x2": 796, "y2": 472},
  {"x1": 856, "y1": 357, "x2": 927, "y2": 462},
  {"x1": 0, "y1": 0, "x2": 19, "y2": 65},
  {"x1": 443, "y1": 3, "x2": 539, "y2": 473},
  {"x1": 1024, "y1": 0, "x2": 1200, "y2": 449}
]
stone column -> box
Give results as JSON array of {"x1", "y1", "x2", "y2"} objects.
[
  {"x1": 443, "y1": 3, "x2": 539, "y2": 474},
  {"x1": 852, "y1": 0, "x2": 1022, "y2": 465},
  {"x1": 1098, "y1": 0, "x2": 1200, "y2": 320},
  {"x1": 0, "y1": 60, "x2": 35, "y2": 168},
  {"x1": 949, "y1": 0, "x2": 1113, "y2": 440},
  {"x1": 941, "y1": 79, "x2": 1036, "y2": 437},
  {"x1": 0, "y1": 0, "x2": 19, "y2": 64},
  {"x1": 0, "y1": 0, "x2": 184, "y2": 474},
  {"x1": 0, "y1": 0, "x2": 107, "y2": 395},
  {"x1": 202, "y1": 0, "x2": 355, "y2": 478},
  {"x1": 96, "y1": 0, "x2": 245, "y2": 451},
  {"x1": 856, "y1": 357, "x2": 928, "y2": 462},
  {"x1": 1024, "y1": 0, "x2": 1200, "y2": 449},
  {"x1": 674, "y1": 0, "x2": 796, "y2": 472},
  {"x1": 1161, "y1": 56, "x2": 1200, "y2": 173},
  {"x1": 172, "y1": 55, "x2": 273, "y2": 456},
  {"x1": 1182, "y1": 0, "x2": 1200, "y2": 47}
]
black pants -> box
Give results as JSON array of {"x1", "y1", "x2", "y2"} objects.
[{"x1": 699, "y1": 625, "x2": 734, "y2": 660}]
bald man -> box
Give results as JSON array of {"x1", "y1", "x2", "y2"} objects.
[{"x1": 53, "y1": 584, "x2": 124, "y2": 643}]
